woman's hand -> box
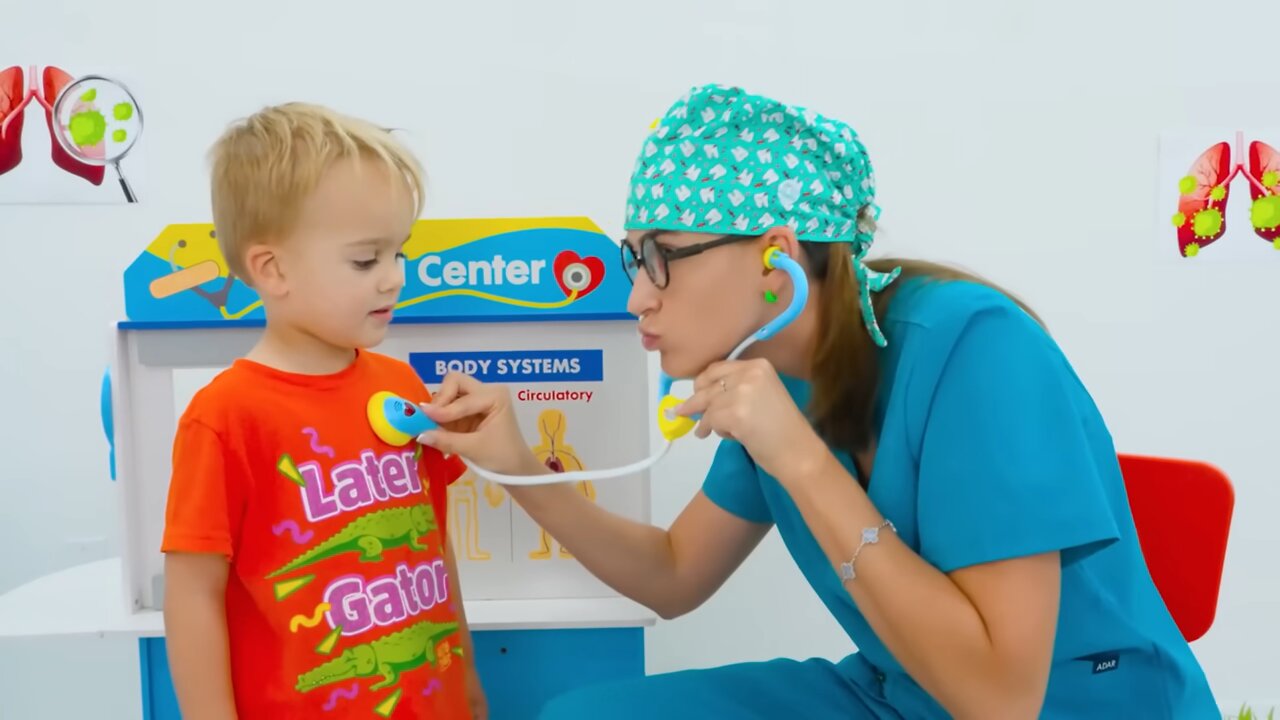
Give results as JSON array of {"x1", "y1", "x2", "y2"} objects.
[
  {"x1": 417, "y1": 372, "x2": 538, "y2": 475},
  {"x1": 674, "y1": 358, "x2": 828, "y2": 480}
]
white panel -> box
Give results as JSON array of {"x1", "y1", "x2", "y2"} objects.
[{"x1": 373, "y1": 321, "x2": 650, "y2": 601}]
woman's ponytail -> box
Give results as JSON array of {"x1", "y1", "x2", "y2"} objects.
[
  {"x1": 801, "y1": 212, "x2": 1044, "y2": 487},
  {"x1": 804, "y1": 241, "x2": 880, "y2": 477}
]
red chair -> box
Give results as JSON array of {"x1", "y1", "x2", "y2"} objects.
[{"x1": 1117, "y1": 454, "x2": 1235, "y2": 642}]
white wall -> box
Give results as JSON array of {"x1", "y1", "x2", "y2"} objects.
[{"x1": 2, "y1": 0, "x2": 1277, "y2": 716}]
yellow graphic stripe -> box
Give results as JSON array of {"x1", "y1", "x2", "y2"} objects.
[
  {"x1": 143, "y1": 224, "x2": 225, "y2": 274},
  {"x1": 290, "y1": 602, "x2": 331, "y2": 633},
  {"x1": 217, "y1": 286, "x2": 576, "y2": 318},
  {"x1": 220, "y1": 300, "x2": 263, "y2": 320},
  {"x1": 402, "y1": 216, "x2": 604, "y2": 258},
  {"x1": 396, "y1": 288, "x2": 578, "y2": 311}
]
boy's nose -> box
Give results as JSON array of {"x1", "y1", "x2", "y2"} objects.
[{"x1": 381, "y1": 263, "x2": 406, "y2": 293}]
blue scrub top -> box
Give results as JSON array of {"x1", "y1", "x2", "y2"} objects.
[{"x1": 703, "y1": 279, "x2": 1218, "y2": 718}]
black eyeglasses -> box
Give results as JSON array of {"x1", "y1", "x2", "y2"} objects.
[{"x1": 619, "y1": 232, "x2": 756, "y2": 289}]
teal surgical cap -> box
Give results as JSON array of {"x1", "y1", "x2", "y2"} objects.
[{"x1": 624, "y1": 83, "x2": 900, "y2": 347}]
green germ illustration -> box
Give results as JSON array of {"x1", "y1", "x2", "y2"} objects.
[
  {"x1": 1251, "y1": 196, "x2": 1280, "y2": 230},
  {"x1": 113, "y1": 102, "x2": 134, "y2": 121},
  {"x1": 113, "y1": 129, "x2": 128, "y2": 143},
  {"x1": 69, "y1": 110, "x2": 107, "y2": 146},
  {"x1": 1178, "y1": 175, "x2": 1197, "y2": 195},
  {"x1": 80, "y1": 88, "x2": 97, "y2": 102},
  {"x1": 1192, "y1": 208, "x2": 1222, "y2": 238}
]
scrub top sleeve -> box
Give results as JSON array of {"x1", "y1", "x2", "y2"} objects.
[
  {"x1": 702, "y1": 439, "x2": 773, "y2": 524},
  {"x1": 916, "y1": 305, "x2": 1119, "y2": 574}
]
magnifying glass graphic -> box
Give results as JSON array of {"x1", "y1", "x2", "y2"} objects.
[{"x1": 49, "y1": 74, "x2": 143, "y2": 203}]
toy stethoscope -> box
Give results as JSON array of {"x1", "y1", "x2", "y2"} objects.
[{"x1": 367, "y1": 246, "x2": 809, "y2": 485}]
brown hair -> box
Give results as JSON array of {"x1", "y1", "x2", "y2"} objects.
[
  {"x1": 802, "y1": 216, "x2": 1043, "y2": 485},
  {"x1": 208, "y1": 102, "x2": 424, "y2": 281}
]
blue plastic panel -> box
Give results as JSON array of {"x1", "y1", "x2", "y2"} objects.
[{"x1": 139, "y1": 627, "x2": 643, "y2": 719}]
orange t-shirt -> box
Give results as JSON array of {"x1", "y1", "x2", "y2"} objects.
[{"x1": 161, "y1": 350, "x2": 470, "y2": 719}]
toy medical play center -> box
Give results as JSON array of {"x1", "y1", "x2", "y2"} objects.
[{"x1": 0, "y1": 217, "x2": 656, "y2": 719}]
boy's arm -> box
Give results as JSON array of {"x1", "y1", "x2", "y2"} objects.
[
  {"x1": 161, "y1": 415, "x2": 244, "y2": 720},
  {"x1": 444, "y1": 538, "x2": 487, "y2": 720},
  {"x1": 163, "y1": 552, "x2": 238, "y2": 720}
]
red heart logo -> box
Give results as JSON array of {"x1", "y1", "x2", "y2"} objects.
[{"x1": 552, "y1": 251, "x2": 605, "y2": 299}]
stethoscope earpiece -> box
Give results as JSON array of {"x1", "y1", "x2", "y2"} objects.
[
  {"x1": 763, "y1": 246, "x2": 783, "y2": 270},
  {"x1": 654, "y1": 246, "x2": 809, "y2": 442}
]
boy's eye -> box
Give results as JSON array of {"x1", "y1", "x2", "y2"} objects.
[{"x1": 353, "y1": 252, "x2": 407, "y2": 271}]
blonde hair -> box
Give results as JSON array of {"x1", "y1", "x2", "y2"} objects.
[{"x1": 208, "y1": 102, "x2": 424, "y2": 279}]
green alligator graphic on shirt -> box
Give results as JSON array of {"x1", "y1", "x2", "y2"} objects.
[
  {"x1": 295, "y1": 620, "x2": 459, "y2": 693},
  {"x1": 267, "y1": 504, "x2": 436, "y2": 579}
]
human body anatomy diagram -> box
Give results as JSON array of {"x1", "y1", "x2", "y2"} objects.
[
  {"x1": 1172, "y1": 131, "x2": 1280, "y2": 258},
  {"x1": 448, "y1": 409, "x2": 597, "y2": 561}
]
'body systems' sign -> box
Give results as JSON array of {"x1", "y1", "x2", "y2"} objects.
[{"x1": 410, "y1": 350, "x2": 603, "y2": 383}]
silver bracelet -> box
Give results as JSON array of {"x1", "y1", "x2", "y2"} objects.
[{"x1": 838, "y1": 519, "x2": 896, "y2": 582}]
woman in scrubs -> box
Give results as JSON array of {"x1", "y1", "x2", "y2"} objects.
[{"x1": 419, "y1": 84, "x2": 1219, "y2": 719}]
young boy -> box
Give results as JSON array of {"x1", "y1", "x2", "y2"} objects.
[{"x1": 161, "y1": 103, "x2": 486, "y2": 719}]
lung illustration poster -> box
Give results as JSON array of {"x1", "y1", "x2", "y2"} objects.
[
  {"x1": 0, "y1": 64, "x2": 145, "y2": 204},
  {"x1": 1158, "y1": 130, "x2": 1280, "y2": 261}
]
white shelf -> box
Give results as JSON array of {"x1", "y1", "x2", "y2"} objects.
[{"x1": 0, "y1": 558, "x2": 656, "y2": 640}]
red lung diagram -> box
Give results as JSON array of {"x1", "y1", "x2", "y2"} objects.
[
  {"x1": 0, "y1": 66, "x2": 26, "y2": 177},
  {"x1": 1173, "y1": 131, "x2": 1280, "y2": 257},
  {"x1": 1247, "y1": 141, "x2": 1280, "y2": 243},
  {"x1": 0, "y1": 65, "x2": 105, "y2": 185}
]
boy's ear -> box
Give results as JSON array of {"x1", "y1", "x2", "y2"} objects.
[{"x1": 243, "y1": 243, "x2": 287, "y2": 298}]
